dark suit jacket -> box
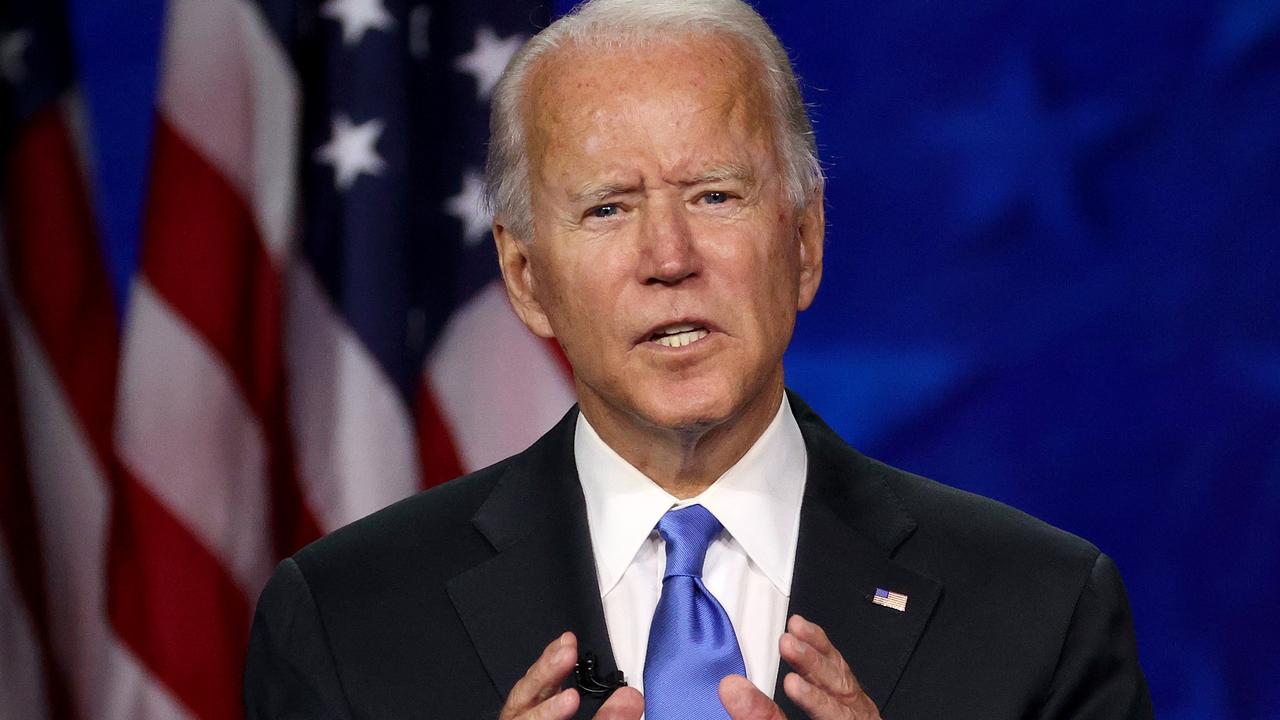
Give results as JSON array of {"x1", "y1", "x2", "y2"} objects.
[{"x1": 244, "y1": 394, "x2": 1153, "y2": 719}]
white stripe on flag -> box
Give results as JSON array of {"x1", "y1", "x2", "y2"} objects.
[
  {"x1": 236, "y1": 0, "x2": 300, "y2": 261},
  {"x1": 427, "y1": 280, "x2": 576, "y2": 472},
  {"x1": 1, "y1": 285, "x2": 191, "y2": 720},
  {"x1": 286, "y1": 263, "x2": 421, "y2": 532},
  {"x1": 97, "y1": 643, "x2": 192, "y2": 720},
  {"x1": 158, "y1": 0, "x2": 300, "y2": 260},
  {"x1": 0, "y1": 535, "x2": 48, "y2": 720},
  {"x1": 116, "y1": 279, "x2": 273, "y2": 597}
]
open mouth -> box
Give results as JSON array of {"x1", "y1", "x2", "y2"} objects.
[{"x1": 648, "y1": 323, "x2": 711, "y2": 348}]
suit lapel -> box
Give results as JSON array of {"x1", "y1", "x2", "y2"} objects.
[
  {"x1": 446, "y1": 408, "x2": 620, "y2": 720},
  {"x1": 774, "y1": 395, "x2": 943, "y2": 716},
  {"x1": 445, "y1": 396, "x2": 941, "y2": 718}
]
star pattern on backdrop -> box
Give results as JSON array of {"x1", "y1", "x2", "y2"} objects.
[
  {"x1": 445, "y1": 169, "x2": 490, "y2": 246},
  {"x1": 320, "y1": 0, "x2": 396, "y2": 46},
  {"x1": 315, "y1": 114, "x2": 387, "y2": 191},
  {"x1": 454, "y1": 25, "x2": 523, "y2": 100},
  {"x1": 445, "y1": 25, "x2": 527, "y2": 246},
  {"x1": 297, "y1": 0, "x2": 541, "y2": 406},
  {"x1": 0, "y1": 29, "x2": 32, "y2": 86},
  {"x1": 923, "y1": 53, "x2": 1126, "y2": 243}
]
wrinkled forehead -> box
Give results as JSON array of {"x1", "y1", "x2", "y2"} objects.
[{"x1": 521, "y1": 33, "x2": 774, "y2": 162}]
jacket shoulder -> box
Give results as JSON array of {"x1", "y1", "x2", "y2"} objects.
[
  {"x1": 791, "y1": 387, "x2": 1099, "y2": 570},
  {"x1": 790, "y1": 390, "x2": 1100, "y2": 583},
  {"x1": 879, "y1": 458, "x2": 1100, "y2": 568},
  {"x1": 290, "y1": 456, "x2": 513, "y2": 589}
]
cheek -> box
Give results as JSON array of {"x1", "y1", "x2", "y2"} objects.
[
  {"x1": 542, "y1": 248, "x2": 628, "y2": 335},
  {"x1": 754, "y1": 226, "x2": 805, "y2": 334},
  {"x1": 722, "y1": 227, "x2": 801, "y2": 296}
]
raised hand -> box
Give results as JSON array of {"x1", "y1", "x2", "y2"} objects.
[
  {"x1": 719, "y1": 615, "x2": 881, "y2": 720},
  {"x1": 499, "y1": 632, "x2": 644, "y2": 720}
]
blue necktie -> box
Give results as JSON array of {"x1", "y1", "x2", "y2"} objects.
[{"x1": 643, "y1": 504, "x2": 747, "y2": 719}]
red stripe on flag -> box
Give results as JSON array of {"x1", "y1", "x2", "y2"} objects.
[
  {"x1": 268, "y1": 429, "x2": 323, "y2": 557},
  {"x1": 107, "y1": 467, "x2": 250, "y2": 720},
  {"x1": 139, "y1": 116, "x2": 321, "y2": 556},
  {"x1": 141, "y1": 118, "x2": 281, "y2": 418},
  {"x1": 2, "y1": 99, "x2": 116, "y2": 720},
  {"x1": 0, "y1": 307, "x2": 77, "y2": 720},
  {"x1": 2, "y1": 105, "x2": 118, "y2": 460},
  {"x1": 115, "y1": 114, "x2": 322, "y2": 713},
  {"x1": 416, "y1": 381, "x2": 465, "y2": 489}
]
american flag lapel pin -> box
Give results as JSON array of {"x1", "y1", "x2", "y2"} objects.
[{"x1": 871, "y1": 587, "x2": 909, "y2": 612}]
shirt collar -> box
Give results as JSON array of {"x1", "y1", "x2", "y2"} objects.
[{"x1": 575, "y1": 396, "x2": 808, "y2": 598}]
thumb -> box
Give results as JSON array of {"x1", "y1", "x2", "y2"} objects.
[
  {"x1": 719, "y1": 675, "x2": 785, "y2": 720},
  {"x1": 593, "y1": 686, "x2": 644, "y2": 720}
]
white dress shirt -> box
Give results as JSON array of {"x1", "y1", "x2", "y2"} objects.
[{"x1": 575, "y1": 396, "x2": 808, "y2": 700}]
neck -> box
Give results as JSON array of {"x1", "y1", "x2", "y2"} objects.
[{"x1": 579, "y1": 381, "x2": 785, "y2": 499}]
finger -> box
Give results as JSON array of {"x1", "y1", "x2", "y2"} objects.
[
  {"x1": 780, "y1": 631, "x2": 859, "y2": 700},
  {"x1": 784, "y1": 670, "x2": 881, "y2": 720},
  {"x1": 500, "y1": 632, "x2": 579, "y2": 719},
  {"x1": 592, "y1": 686, "x2": 644, "y2": 720},
  {"x1": 781, "y1": 616, "x2": 863, "y2": 699},
  {"x1": 719, "y1": 674, "x2": 786, "y2": 720},
  {"x1": 505, "y1": 632, "x2": 577, "y2": 712},
  {"x1": 521, "y1": 688, "x2": 581, "y2": 720},
  {"x1": 787, "y1": 614, "x2": 837, "y2": 656},
  {"x1": 784, "y1": 672, "x2": 846, "y2": 720}
]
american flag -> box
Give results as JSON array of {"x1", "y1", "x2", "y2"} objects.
[
  {"x1": 0, "y1": 0, "x2": 571, "y2": 717},
  {"x1": 872, "y1": 587, "x2": 909, "y2": 613}
]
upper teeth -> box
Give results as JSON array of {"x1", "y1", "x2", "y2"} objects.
[
  {"x1": 653, "y1": 325, "x2": 709, "y2": 348},
  {"x1": 658, "y1": 323, "x2": 698, "y2": 334}
]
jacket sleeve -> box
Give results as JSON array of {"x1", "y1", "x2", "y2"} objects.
[
  {"x1": 1037, "y1": 552, "x2": 1154, "y2": 719},
  {"x1": 243, "y1": 558, "x2": 354, "y2": 720}
]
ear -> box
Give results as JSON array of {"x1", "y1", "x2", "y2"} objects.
[
  {"x1": 795, "y1": 190, "x2": 825, "y2": 311},
  {"x1": 494, "y1": 219, "x2": 555, "y2": 338}
]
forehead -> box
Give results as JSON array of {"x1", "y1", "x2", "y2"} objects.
[{"x1": 523, "y1": 34, "x2": 774, "y2": 180}]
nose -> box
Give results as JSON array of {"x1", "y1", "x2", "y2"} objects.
[{"x1": 638, "y1": 199, "x2": 700, "y2": 286}]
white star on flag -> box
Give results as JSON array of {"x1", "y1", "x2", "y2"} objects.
[
  {"x1": 445, "y1": 168, "x2": 491, "y2": 246},
  {"x1": 454, "y1": 26, "x2": 524, "y2": 99},
  {"x1": 1, "y1": 29, "x2": 32, "y2": 85},
  {"x1": 315, "y1": 115, "x2": 387, "y2": 191},
  {"x1": 320, "y1": 0, "x2": 396, "y2": 46}
]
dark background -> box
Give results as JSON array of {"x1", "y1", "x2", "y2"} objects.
[{"x1": 65, "y1": 0, "x2": 1280, "y2": 717}]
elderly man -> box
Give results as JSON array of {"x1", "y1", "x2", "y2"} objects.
[{"x1": 245, "y1": 1, "x2": 1152, "y2": 718}]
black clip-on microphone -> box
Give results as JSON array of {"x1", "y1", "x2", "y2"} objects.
[{"x1": 575, "y1": 652, "x2": 627, "y2": 698}]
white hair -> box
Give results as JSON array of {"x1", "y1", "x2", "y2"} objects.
[{"x1": 484, "y1": 0, "x2": 824, "y2": 240}]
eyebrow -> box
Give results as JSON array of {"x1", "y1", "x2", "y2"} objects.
[
  {"x1": 569, "y1": 182, "x2": 639, "y2": 204},
  {"x1": 681, "y1": 162, "x2": 754, "y2": 188},
  {"x1": 568, "y1": 163, "x2": 755, "y2": 204}
]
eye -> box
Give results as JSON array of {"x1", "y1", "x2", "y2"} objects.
[
  {"x1": 588, "y1": 203, "x2": 621, "y2": 219},
  {"x1": 700, "y1": 191, "x2": 730, "y2": 205}
]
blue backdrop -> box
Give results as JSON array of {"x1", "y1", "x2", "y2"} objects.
[{"x1": 66, "y1": 0, "x2": 1279, "y2": 717}]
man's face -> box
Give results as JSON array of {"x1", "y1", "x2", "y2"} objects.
[{"x1": 496, "y1": 34, "x2": 823, "y2": 438}]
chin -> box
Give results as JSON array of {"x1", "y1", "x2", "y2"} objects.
[{"x1": 628, "y1": 377, "x2": 743, "y2": 433}]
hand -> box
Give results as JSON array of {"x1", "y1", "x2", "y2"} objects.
[
  {"x1": 719, "y1": 615, "x2": 881, "y2": 720},
  {"x1": 500, "y1": 631, "x2": 644, "y2": 720}
]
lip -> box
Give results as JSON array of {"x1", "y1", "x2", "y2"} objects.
[{"x1": 634, "y1": 317, "x2": 720, "y2": 349}]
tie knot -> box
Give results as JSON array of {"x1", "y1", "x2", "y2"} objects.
[{"x1": 656, "y1": 504, "x2": 723, "y2": 579}]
